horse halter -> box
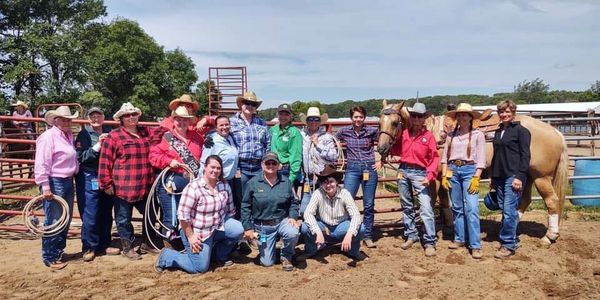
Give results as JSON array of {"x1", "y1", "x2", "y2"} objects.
[{"x1": 379, "y1": 108, "x2": 402, "y2": 144}]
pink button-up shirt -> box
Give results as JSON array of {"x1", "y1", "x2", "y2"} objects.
[{"x1": 34, "y1": 126, "x2": 79, "y2": 192}]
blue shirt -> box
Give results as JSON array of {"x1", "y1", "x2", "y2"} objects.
[
  {"x1": 230, "y1": 113, "x2": 271, "y2": 161},
  {"x1": 335, "y1": 125, "x2": 378, "y2": 162},
  {"x1": 199, "y1": 132, "x2": 239, "y2": 180}
]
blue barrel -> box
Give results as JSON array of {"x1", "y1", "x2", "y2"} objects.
[{"x1": 572, "y1": 159, "x2": 600, "y2": 207}]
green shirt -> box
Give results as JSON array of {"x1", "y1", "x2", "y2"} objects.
[
  {"x1": 241, "y1": 172, "x2": 300, "y2": 231},
  {"x1": 269, "y1": 124, "x2": 303, "y2": 182}
]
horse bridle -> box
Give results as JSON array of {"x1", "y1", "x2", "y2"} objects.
[{"x1": 379, "y1": 108, "x2": 403, "y2": 147}]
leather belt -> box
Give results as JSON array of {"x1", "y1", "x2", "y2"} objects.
[
  {"x1": 399, "y1": 163, "x2": 425, "y2": 170},
  {"x1": 255, "y1": 218, "x2": 283, "y2": 226},
  {"x1": 240, "y1": 158, "x2": 261, "y2": 164},
  {"x1": 449, "y1": 160, "x2": 475, "y2": 167}
]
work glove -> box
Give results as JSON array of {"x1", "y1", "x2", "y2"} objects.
[
  {"x1": 441, "y1": 170, "x2": 452, "y2": 190},
  {"x1": 467, "y1": 176, "x2": 480, "y2": 194}
]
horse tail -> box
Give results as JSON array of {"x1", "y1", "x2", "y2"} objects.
[{"x1": 552, "y1": 132, "x2": 569, "y2": 221}]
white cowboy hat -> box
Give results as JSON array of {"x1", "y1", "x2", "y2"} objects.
[
  {"x1": 113, "y1": 102, "x2": 142, "y2": 121},
  {"x1": 170, "y1": 105, "x2": 195, "y2": 118},
  {"x1": 299, "y1": 107, "x2": 328, "y2": 124},
  {"x1": 236, "y1": 91, "x2": 262, "y2": 109},
  {"x1": 445, "y1": 103, "x2": 482, "y2": 119},
  {"x1": 11, "y1": 100, "x2": 29, "y2": 109},
  {"x1": 45, "y1": 106, "x2": 79, "y2": 125},
  {"x1": 407, "y1": 102, "x2": 431, "y2": 116},
  {"x1": 168, "y1": 94, "x2": 199, "y2": 111}
]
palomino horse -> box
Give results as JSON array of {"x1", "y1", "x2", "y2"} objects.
[{"x1": 377, "y1": 100, "x2": 569, "y2": 245}]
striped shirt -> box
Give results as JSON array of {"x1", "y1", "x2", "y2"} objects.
[
  {"x1": 229, "y1": 112, "x2": 271, "y2": 161},
  {"x1": 335, "y1": 125, "x2": 378, "y2": 162},
  {"x1": 177, "y1": 178, "x2": 235, "y2": 241},
  {"x1": 303, "y1": 188, "x2": 362, "y2": 236},
  {"x1": 301, "y1": 127, "x2": 338, "y2": 176}
]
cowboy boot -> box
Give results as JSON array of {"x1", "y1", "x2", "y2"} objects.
[{"x1": 121, "y1": 239, "x2": 141, "y2": 260}]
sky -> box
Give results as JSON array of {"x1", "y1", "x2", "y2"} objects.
[{"x1": 103, "y1": 0, "x2": 600, "y2": 108}]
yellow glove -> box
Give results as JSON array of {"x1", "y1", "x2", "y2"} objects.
[
  {"x1": 441, "y1": 170, "x2": 452, "y2": 190},
  {"x1": 467, "y1": 176, "x2": 480, "y2": 194}
]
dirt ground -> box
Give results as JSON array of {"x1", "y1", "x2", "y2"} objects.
[{"x1": 0, "y1": 203, "x2": 599, "y2": 300}]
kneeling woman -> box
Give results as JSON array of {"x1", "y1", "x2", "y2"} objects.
[
  {"x1": 299, "y1": 169, "x2": 366, "y2": 261},
  {"x1": 154, "y1": 155, "x2": 243, "y2": 274},
  {"x1": 241, "y1": 152, "x2": 300, "y2": 272}
]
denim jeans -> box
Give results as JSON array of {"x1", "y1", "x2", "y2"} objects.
[
  {"x1": 239, "y1": 161, "x2": 261, "y2": 195},
  {"x1": 157, "y1": 218, "x2": 244, "y2": 274},
  {"x1": 299, "y1": 175, "x2": 320, "y2": 216},
  {"x1": 278, "y1": 165, "x2": 302, "y2": 187},
  {"x1": 42, "y1": 177, "x2": 75, "y2": 265},
  {"x1": 494, "y1": 175, "x2": 524, "y2": 251},
  {"x1": 156, "y1": 172, "x2": 189, "y2": 239},
  {"x1": 76, "y1": 169, "x2": 113, "y2": 252},
  {"x1": 228, "y1": 178, "x2": 242, "y2": 220},
  {"x1": 113, "y1": 196, "x2": 146, "y2": 244},
  {"x1": 255, "y1": 218, "x2": 300, "y2": 266},
  {"x1": 398, "y1": 167, "x2": 436, "y2": 247},
  {"x1": 300, "y1": 220, "x2": 365, "y2": 257},
  {"x1": 448, "y1": 164, "x2": 481, "y2": 249},
  {"x1": 343, "y1": 161, "x2": 378, "y2": 240}
]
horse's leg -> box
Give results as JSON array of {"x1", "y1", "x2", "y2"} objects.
[
  {"x1": 532, "y1": 176, "x2": 561, "y2": 246},
  {"x1": 517, "y1": 176, "x2": 534, "y2": 220}
]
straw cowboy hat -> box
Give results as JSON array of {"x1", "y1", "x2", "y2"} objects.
[
  {"x1": 168, "y1": 94, "x2": 199, "y2": 111},
  {"x1": 236, "y1": 91, "x2": 262, "y2": 109},
  {"x1": 445, "y1": 103, "x2": 482, "y2": 119},
  {"x1": 113, "y1": 102, "x2": 142, "y2": 121},
  {"x1": 407, "y1": 102, "x2": 431, "y2": 116},
  {"x1": 11, "y1": 100, "x2": 29, "y2": 109},
  {"x1": 299, "y1": 107, "x2": 329, "y2": 125},
  {"x1": 171, "y1": 105, "x2": 195, "y2": 118},
  {"x1": 45, "y1": 106, "x2": 79, "y2": 125}
]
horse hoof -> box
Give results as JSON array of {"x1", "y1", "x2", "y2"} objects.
[{"x1": 540, "y1": 236, "x2": 552, "y2": 247}]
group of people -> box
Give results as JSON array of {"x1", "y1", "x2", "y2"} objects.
[{"x1": 32, "y1": 91, "x2": 530, "y2": 273}]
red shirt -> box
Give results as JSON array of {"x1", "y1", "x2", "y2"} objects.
[
  {"x1": 149, "y1": 129, "x2": 204, "y2": 173},
  {"x1": 98, "y1": 127, "x2": 155, "y2": 202},
  {"x1": 390, "y1": 128, "x2": 440, "y2": 181}
]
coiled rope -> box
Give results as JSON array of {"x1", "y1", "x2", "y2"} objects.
[
  {"x1": 23, "y1": 194, "x2": 70, "y2": 237},
  {"x1": 144, "y1": 165, "x2": 196, "y2": 251}
]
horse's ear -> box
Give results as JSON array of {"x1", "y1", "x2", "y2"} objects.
[
  {"x1": 398, "y1": 101, "x2": 405, "y2": 110},
  {"x1": 382, "y1": 99, "x2": 388, "y2": 108}
]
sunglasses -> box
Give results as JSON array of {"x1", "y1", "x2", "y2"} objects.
[
  {"x1": 264, "y1": 160, "x2": 278, "y2": 166},
  {"x1": 122, "y1": 113, "x2": 139, "y2": 118},
  {"x1": 242, "y1": 101, "x2": 258, "y2": 108},
  {"x1": 306, "y1": 117, "x2": 320, "y2": 122},
  {"x1": 410, "y1": 113, "x2": 425, "y2": 119}
]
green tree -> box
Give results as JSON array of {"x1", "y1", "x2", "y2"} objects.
[
  {"x1": 591, "y1": 80, "x2": 600, "y2": 101},
  {"x1": 514, "y1": 78, "x2": 549, "y2": 104}
]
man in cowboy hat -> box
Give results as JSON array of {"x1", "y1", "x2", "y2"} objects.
[
  {"x1": 270, "y1": 103, "x2": 302, "y2": 186},
  {"x1": 11, "y1": 100, "x2": 34, "y2": 136},
  {"x1": 229, "y1": 91, "x2": 271, "y2": 195},
  {"x1": 34, "y1": 105, "x2": 80, "y2": 269},
  {"x1": 298, "y1": 168, "x2": 367, "y2": 262},
  {"x1": 298, "y1": 107, "x2": 338, "y2": 215}
]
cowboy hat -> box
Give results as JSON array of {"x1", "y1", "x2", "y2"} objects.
[
  {"x1": 317, "y1": 167, "x2": 343, "y2": 183},
  {"x1": 236, "y1": 91, "x2": 262, "y2": 109},
  {"x1": 171, "y1": 105, "x2": 195, "y2": 118},
  {"x1": 407, "y1": 102, "x2": 431, "y2": 116},
  {"x1": 113, "y1": 102, "x2": 142, "y2": 121},
  {"x1": 445, "y1": 103, "x2": 482, "y2": 119},
  {"x1": 299, "y1": 107, "x2": 329, "y2": 124},
  {"x1": 168, "y1": 94, "x2": 199, "y2": 111},
  {"x1": 11, "y1": 100, "x2": 29, "y2": 109},
  {"x1": 45, "y1": 106, "x2": 79, "y2": 125}
]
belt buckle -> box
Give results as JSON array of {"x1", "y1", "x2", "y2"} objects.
[{"x1": 454, "y1": 160, "x2": 464, "y2": 167}]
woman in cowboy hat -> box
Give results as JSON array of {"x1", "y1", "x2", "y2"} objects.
[
  {"x1": 389, "y1": 102, "x2": 440, "y2": 257},
  {"x1": 160, "y1": 94, "x2": 212, "y2": 135},
  {"x1": 440, "y1": 103, "x2": 486, "y2": 259},
  {"x1": 11, "y1": 100, "x2": 34, "y2": 136},
  {"x1": 298, "y1": 107, "x2": 338, "y2": 215},
  {"x1": 98, "y1": 102, "x2": 157, "y2": 260},
  {"x1": 150, "y1": 106, "x2": 204, "y2": 249},
  {"x1": 75, "y1": 107, "x2": 117, "y2": 262},
  {"x1": 34, "y1": 106, "x2": 79, "y2": 269},
  {"x1": 298, "y1": 169, "x2": 367, "y2": 262}
]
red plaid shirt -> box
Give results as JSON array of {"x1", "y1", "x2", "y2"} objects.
[
  {"x1": 98, "y1": 126, "x2": 155, "y2": 202},
  {"x1": 177, "y1": 178, "x2": 235, "y2": 241}
]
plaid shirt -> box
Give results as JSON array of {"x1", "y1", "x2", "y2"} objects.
[
  {"x1": 98, "y1": 126, "x2": 154, "y2": 202},
  {"x1": 177, "y1": 178, "x2": 235, "y2": 241},
  {"x1": 335, "y1": 125, "x2": 378, "y2": 162},
  {"x1": 229, "y1": 112, "x2": 271, "y2": 161}
]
